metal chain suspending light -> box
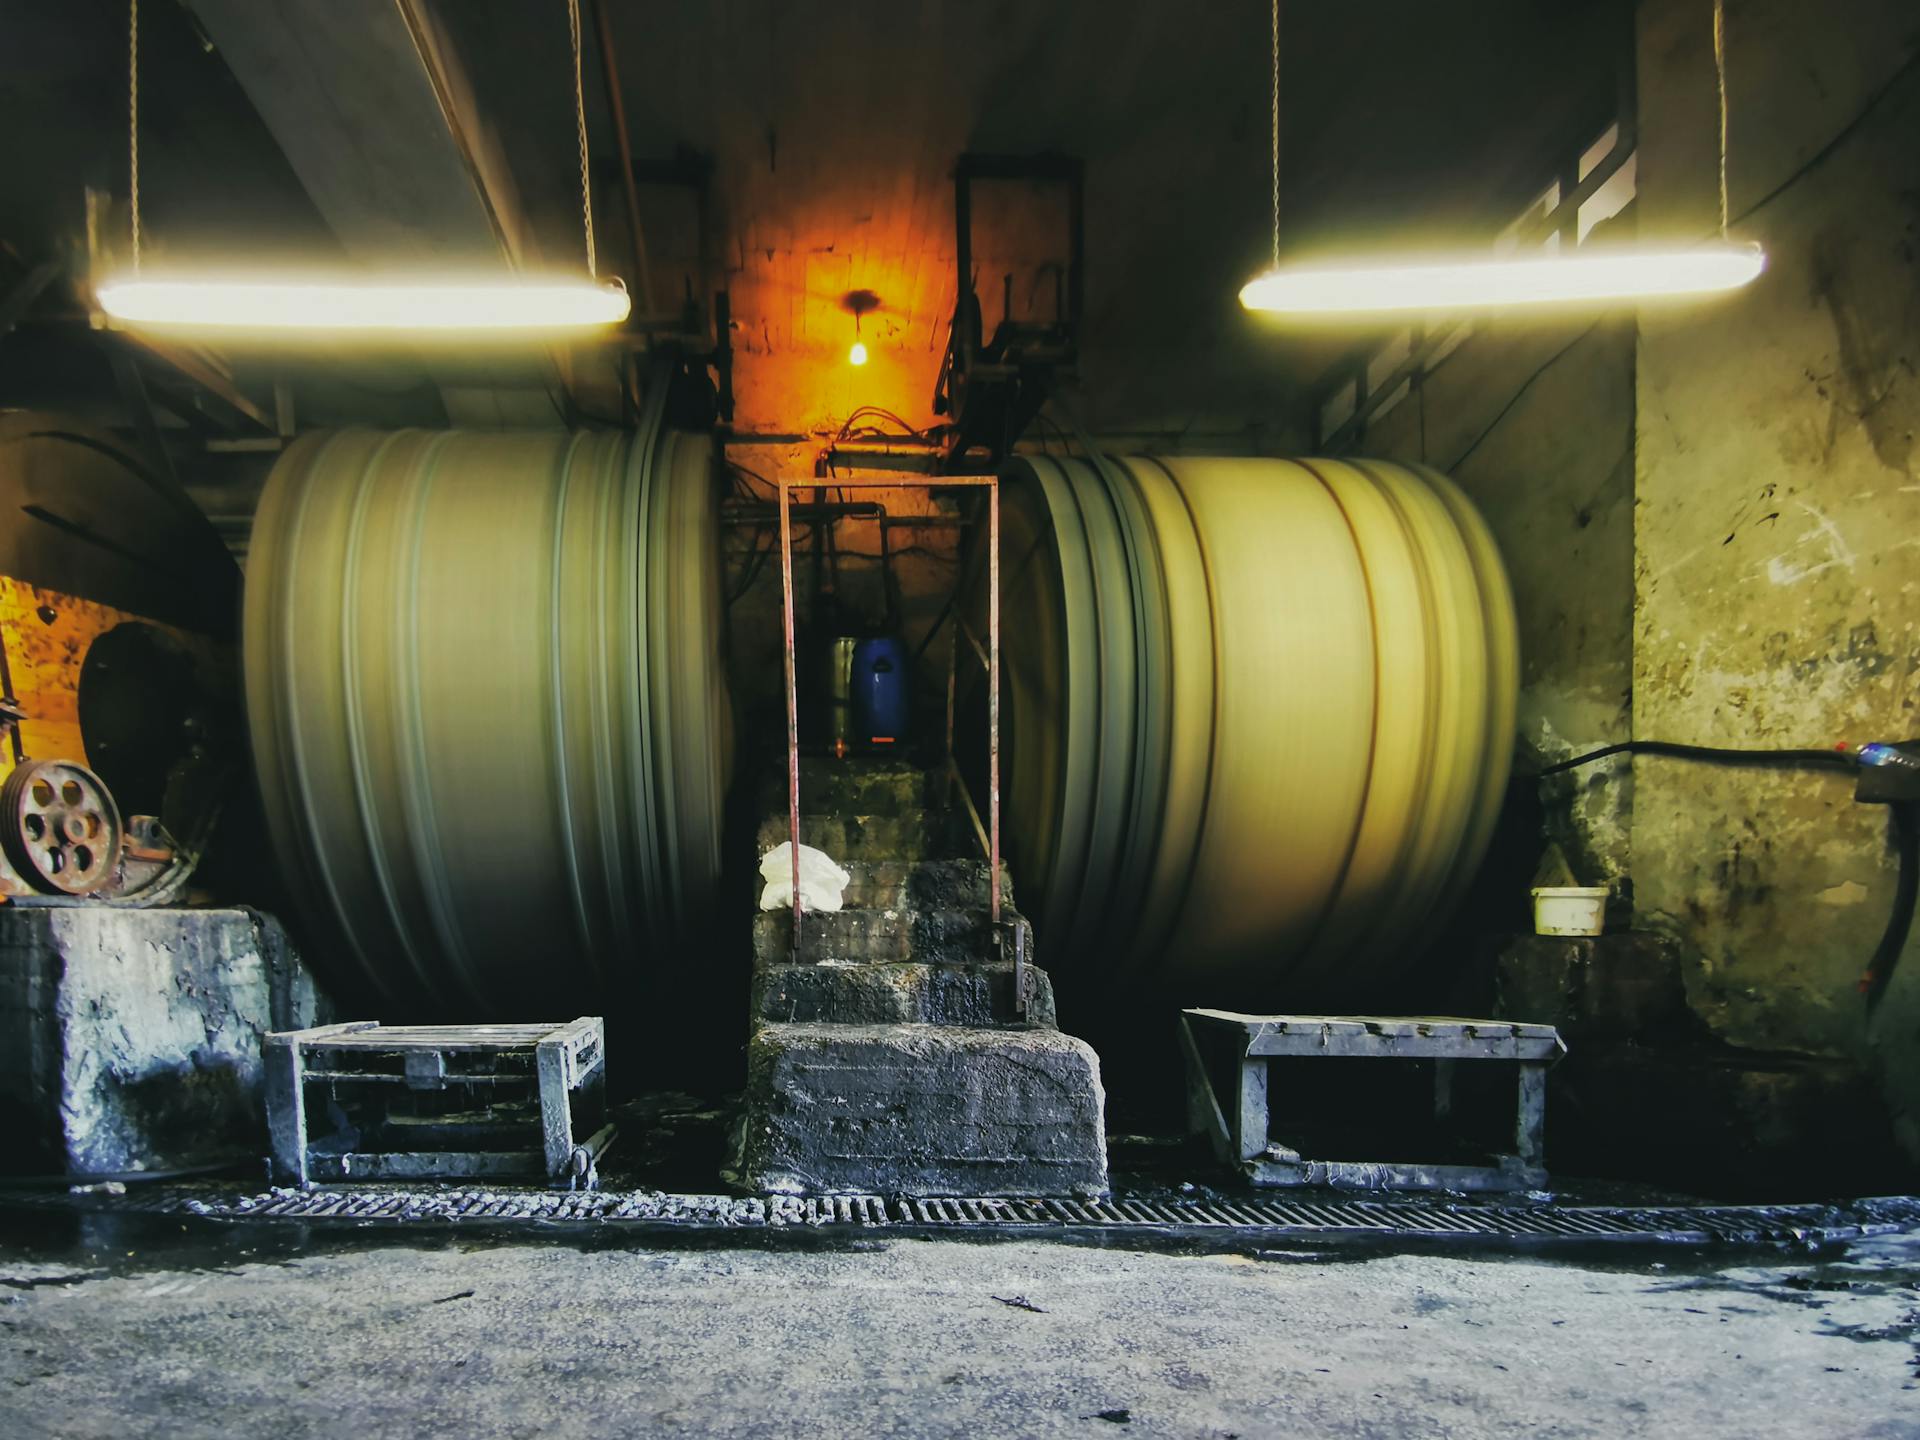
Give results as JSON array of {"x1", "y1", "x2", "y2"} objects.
[
  {"x1": 97, "y1": 0, "x2": 629, "y2": 333},
  {"x1": 567, "y1": 0, "x2": 597, "y2": 278},
  {"x1": 1713, "y1": 0, "x2": 1730, "y2": 236},
  {"x1": 1268, "y1": 0, "x2": 1279, "y2": 271},
  {"x1": 128, "y1": 0, "x2": 140, "y2": 271}
]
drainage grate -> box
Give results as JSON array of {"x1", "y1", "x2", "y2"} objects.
[{"x1": 18, "y1": 1185, "x2": 1920, "y2": 1249}]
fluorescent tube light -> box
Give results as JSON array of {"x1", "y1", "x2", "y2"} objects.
[
  {"x1": 95, "y1": 275, "x2": 631, "y2": 333},
  {"x1": 1239, "y1": 243, "x2": 1764, "y2": 316}
]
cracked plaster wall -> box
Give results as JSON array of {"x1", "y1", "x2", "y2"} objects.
[{"x1": 1633, "y1": 0, "x2": 1920, "y2": 1155}]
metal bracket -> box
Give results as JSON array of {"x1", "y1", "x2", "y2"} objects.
[
  {"x1": 932, "y1": 152, "x2": 1084, "y2": 471},
  {"x1": 567, "y1": 1123, "x2": 616, "y2": 1192}
]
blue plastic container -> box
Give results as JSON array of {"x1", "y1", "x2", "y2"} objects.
[{"x1": 851, "y1": 636, "x2": 910, "y2": 745}]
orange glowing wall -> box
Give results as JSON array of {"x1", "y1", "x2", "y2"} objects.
[{"x1": 702, "y1": 177, "x2": 1074, "y2": 437}]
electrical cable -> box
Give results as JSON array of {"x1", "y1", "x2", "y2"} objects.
[
  {"x1": 727, "y1": 460, "x2": 778, "y2": 504},
  {"x1": 832, "y1": 407, "x2": 934, "y2": 447},
  {"x1": 1528, "y1": 739, "x2": 1858, "y2": 779},
  {"x1": 1447, "y1": 318, "x2": 1606, "y2": 472},
  {"x1": 1731, "y1": 47, "x2": 1920, "y2": 227},
  {"x1": 1862, "y1": 801, "x2": 1917, "y2": 1012},
  {"x1": 727, "y1": 522, "x2": 784, "y2": 604},
  {"x1": 1033, "y1": 408, "x2": 1079, "y2": 457},
  {"x1": 1530, "y1": 739, "x2": 1919, "y2": 1015},
  {"x1": 729, "y1": 513, "x2": 924, "y2": 604},
  {"x1": 809, "y1": 545, "x2": 951, "y2": 565}
]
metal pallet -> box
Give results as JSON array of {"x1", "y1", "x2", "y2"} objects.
[{"x1": 265, "y1": 1020, "x2": 613, "y2": 1188}]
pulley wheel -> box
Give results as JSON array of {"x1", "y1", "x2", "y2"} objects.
[{"x1": 1, "y1": 759, "x2": 124, "y2": 895}]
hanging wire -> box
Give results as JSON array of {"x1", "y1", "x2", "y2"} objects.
[
  {"x1": 1712, "y1": 0, "x2": 1729, "y2": 235},
  {"x1": 1269, "y1": 0, "x2": 1280, "y2": 269},
  {"x1": 566, "y1": 0, "x2": 597, "y2": 276},
  {"x1": 129, "y1": 0, "x2": 141, "y2": 270}
]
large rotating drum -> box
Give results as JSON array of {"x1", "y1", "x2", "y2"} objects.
[
  {"x1": 976, "y1": 455, "x2": 1517, "y2": 1008},
  {"x1": 244, "y1": 424, "x2": 730, "y2": 1016}
]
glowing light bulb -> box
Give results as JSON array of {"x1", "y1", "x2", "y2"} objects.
[
  {"x1": 848, "y1": 340, "x2": 869, "y2": 367},
  {"x1": 1239, "y1": 242, "x2": 1764, "y2": 317},
  {"x1": 95, "y1": 273, "x2": 631, "y2": 334}
]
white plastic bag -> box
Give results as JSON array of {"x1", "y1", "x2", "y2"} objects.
[{"x1": 758, "y1": 841, "x2": 852, "y2": 913}]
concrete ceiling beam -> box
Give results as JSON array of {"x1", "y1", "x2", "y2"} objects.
[{"x1": 186, "y1": 0, "x2": 559, "y2": 425}]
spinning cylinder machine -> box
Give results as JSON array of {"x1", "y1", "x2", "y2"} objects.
[
  {"x1": 243, "y1": 419, "x2": 733, "y2": 1018},
  {"x1": 239, "y1": 436, "x2": 1515, "y2": 1017},
  {"x1": 0, "y1": 417, "x2": 1518, "y2": 1021},
  {"x1": 971, "y1": 454, "x2": 1517, "y2": 1007},
  {"x1": 2, "y1": 151, "x2": 1519, "y2": 1023}
]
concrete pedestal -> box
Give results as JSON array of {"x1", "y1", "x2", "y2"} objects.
[
  {"x1": 736, "y1": 758, "x2": 1109, "y2": 1197},
  {"x1": 0, "y1": 907, "x2": 326, "y2": 1175},
  {"x1": 735, "y1": 1022, "x2": 1108, "y2": 1197}
]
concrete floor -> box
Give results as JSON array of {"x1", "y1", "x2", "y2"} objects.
[{"x1": 1, "y1": 1216, "x2": 1916, "y2": 1438}]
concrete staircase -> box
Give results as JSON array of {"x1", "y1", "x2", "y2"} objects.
[{"x1": 730, "y1": 759, "x2": 1108, "y2": 1196}]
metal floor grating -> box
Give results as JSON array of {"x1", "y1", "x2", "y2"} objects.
[{"x1": 18, "y1": 1185, "x2": 1920, "y2": 1248}]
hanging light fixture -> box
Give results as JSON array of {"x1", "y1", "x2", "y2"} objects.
[
  {"x1": 97, "y1": 275, "x2": 631, "y2": 331},
  {"x1": 1239, "y1": 245, "x2": 1763, "y2": 314},
  {"x1": 97, "y1": 0, "x2": 630, "y2": 335},
  {"x1": 1240, "y1": 0, "x2": 1763, "y2": 318},
  {"x1": 842, "y1": 289, "x2": 879, "y2": 367}
]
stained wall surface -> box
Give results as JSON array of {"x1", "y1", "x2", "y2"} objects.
[{"x1": 1632, "y1": 0, "x2": 1920, "y2": 1153}]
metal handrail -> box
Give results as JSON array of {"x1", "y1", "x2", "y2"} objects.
[
  {"x1": 778, "y1": 475, "x2": 1000, "y2": 957},
  {"x1": 956, "y1": 616, "x2": 991, "y2": 675}
]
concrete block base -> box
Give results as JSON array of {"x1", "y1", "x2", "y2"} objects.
[
  {"x1": 0, "y1": 906, "x2": 326, "y2": 1175},
  {"x1": 733, "y1": 1022, "x2": 1108, "y2": 1197}
]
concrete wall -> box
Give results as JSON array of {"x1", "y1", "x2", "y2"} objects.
[
  {"x1": 1632, "y1": 0, "x2": 1920, "y2": 1154},
  {"x1": 0, "y1": 908, "x2": 325, "y2": 1175},
  {"x1": 1346, "y1": 0, "x2": 1920, "y2": 1170}
]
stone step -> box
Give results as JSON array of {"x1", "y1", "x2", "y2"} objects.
[
  {"x1": 751, "y1": 960, "x2": 1055, "y2": 1029},
  {"x1": 756, "y1": 760, "x2": 938, "y2": 819},
  {"x1": 752, "y1": 907, "x2": 1032, "y2": 967},
  {"x1": 754, "y1": 810, "x2": 971, "y2": 863},
  {"x1": 731, "y1": 1022, "x2": 1108, "y2": 1197},
  {"x1": 841, "y1": 859, "x2": 1011, "y2": 911}
]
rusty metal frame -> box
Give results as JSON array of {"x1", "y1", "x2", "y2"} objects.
[{"x1": 778, "y1": 475, "x2": 999, "y2": 959}]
